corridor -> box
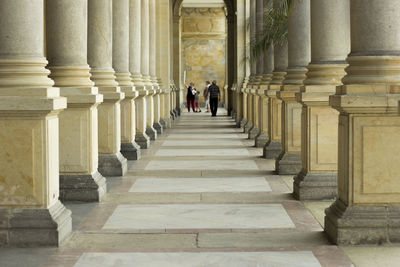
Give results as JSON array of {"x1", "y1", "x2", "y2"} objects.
[{"x1": 14, "y1": 109, "x2": 355, "y2": 266}]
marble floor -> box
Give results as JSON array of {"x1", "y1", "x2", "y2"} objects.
[{"x1": 2, "y1": 108, "x2": 390, "y2": 267}]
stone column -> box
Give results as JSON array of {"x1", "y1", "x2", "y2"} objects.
[
  {"x1": 325, "y1": 0, "x2": 400, "y2": 245},
  {"x1": 47, "y1": 0, "x2": 106, "y2": 202},
  {"x1": 239, "y1": 0, "x2": 251, "y2": 128},
  {"x1": 150, "y1": 0, "x2": 163, "y2": 135},
  {"x1": 114, "y1": 0, "x2": 141, "y2": 160},
  {"x1": 141, "y1": 0, "x2": 157, "y2": 141},
  {"x1": 244, "y1": 0, "x2": 257, "y2": 132},
  {"x1": 256, "y1": 0, "x2": 274, "y2": 147},
  {"x1": 0, "y1": 0, "x2": 71, "y2": 246},
  {"x1": 88, "y1": 0, "x2": 127, "y2": 177},
  {"x1": 294, "y1": 0, "x2": 349, "y2": 200},
  {"x1": 276, "y1": 0, "x2": 310, "y2": 175},
  {"x1": 263, "y1": 41, "x2": 287, "y2": 159},
  {"x1": 130, "y1": 0, "x2": 150, "y2": 149}
]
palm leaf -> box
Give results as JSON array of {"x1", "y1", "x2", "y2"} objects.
[{"x1": 249, "y1": 0, "x2": 292, "y2": 62}]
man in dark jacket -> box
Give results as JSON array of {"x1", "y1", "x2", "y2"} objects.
[
  {"x1": 208, "y1": 80, "x2": 220, "y2": 117},
  {"x1": 186, "y1": 82, "x2": 196, "y2": 112}
]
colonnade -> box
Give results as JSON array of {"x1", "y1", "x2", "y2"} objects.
[
  {"x1": 0, "y1": 0, "x2": 176, "y2": 247},
  {"x1": 234, "y1": 0, "x2": 400, "y2": 245}
]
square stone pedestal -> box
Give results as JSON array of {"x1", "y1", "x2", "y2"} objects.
[{"x1": 98, "y1": 152, "x2": 128, "y2": 177}]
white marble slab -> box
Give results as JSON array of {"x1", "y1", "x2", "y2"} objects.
[
  {"x1": 102, "y1": 204, "x2": 295, "y2": 229},
  {"x1": 170, "y1": 128, "x2": 239, "y2": 133},
  {"x1": 145, "y1": 160, "x2": 258, "y2": 170},
  {"x1": 130, "y1": 178, "x2": 271, "y2": 193},
  {"x1": 162, "y1": 140, "x2": 243, "y2": 147},
  {"x1": 155, "y1": 148, "x2": 250, "y2": 157},
  {"x1": 75, "y1": 251, "x2": 321, "y2": 267},
  {"x1": 167, "y1": 134, "x2": 240, "y2": 139}
]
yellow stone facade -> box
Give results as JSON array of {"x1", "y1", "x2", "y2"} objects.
[{"x1": 181, "y1": 7, "x2": 227, "y2": 103}]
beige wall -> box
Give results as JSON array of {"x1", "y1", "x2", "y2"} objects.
[{"x1": 181, "y1": 7, "x2": 227, "y2": 102}]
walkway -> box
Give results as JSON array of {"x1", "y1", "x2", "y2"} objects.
[{"x1": 3, "y1": 109, "x2": 354, "y2": 266}]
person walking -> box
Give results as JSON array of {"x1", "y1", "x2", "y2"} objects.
[
  {"x1": 204, "y1": 81, "x2": 211, "y2": 112},
  {"x1": 186, "y1": 82, "x2": 196, "y2": 112},
  {"x1": 208, "y1": 80, "x2": 220, "y2": 117}
]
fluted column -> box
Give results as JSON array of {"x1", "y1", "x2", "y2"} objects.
[
  {"x1": 263, "y1": 41, "x2": 287, "y2": 159},
  {"x1": 0, "y1": 0, "x2": 71, "y2": 246},
  {"x1": 47, "y1": 0, "x2": 106, "y2": 202},
  {"x1": 88, "y1": 0, "x2": 127, "y2": 177},
  {"x1": 114, "y1": 0, "x2": 141, "y2": 160},
  {"x1": 293, "y1": 0, "x2": 350, "y2": 200},
  {"x1": 140, "y1": 0, "x2": 157, "y2": 141},
  {"x1": 130, "y1": 0, "x2": 150, "y2": 149},
  {"x1": 150, "y1": 0, "x2": 163, "y2": 135},
  {"x1": 325, "y1": 0, "x2": 400, "y2": 245},
  {"x1": 276, "y1": 0, "x2": 310, "y2": 175}
]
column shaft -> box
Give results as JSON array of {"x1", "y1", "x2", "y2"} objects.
[
  {"x1": 0, "y1": 0, "x2": 71, "y2": 246},
  {"x1": 47, "y1": 0, "x2": 106, "y2": 201},
  {"x1": 88, "y1": 0, "x2": 127, "y2": 176},
  {"x1": 325, "y1": 0, "x2": 400, "y2": 245},
  {"x1": 150, "y1": 0, "x2": 163, "y2": 135},
  {"x1": 114, "y1": 0, "x2": 141, "y2": 160},
  {"x1": 294, "y1": 0, "x2": 350, "y2": 200},
  {"x1": 263, "y1": 40, "x2": 287, "y2": 159},
  {"x1": 276, "y1": 0, "x2": 310, "y2": 175},
  {"x1": 141, "y1": 0, "x2": 157, "y2": 141},
  {"x1": 130, "y1": 0, "x2": 151, "y2": 149}
]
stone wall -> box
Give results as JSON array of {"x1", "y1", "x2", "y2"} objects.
[{"x1": 181, "y1": 7, "x2": 227, "y2": 103}]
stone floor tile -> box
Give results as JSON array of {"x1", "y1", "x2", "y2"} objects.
[
  {"x1": 102, "y1": 204, "x2": 295, "y2": 230},
  {"x1": 129, "y1": 178, "x2": 271, "y2": 193},
  {"x1": 145, "y1": 160, "x2": 259, "y2": 170},
  {"x1": 74, "y1": 251, "x2": 322, "y2": 267}
]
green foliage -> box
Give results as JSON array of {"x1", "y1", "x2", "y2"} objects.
[{"x1": 250, "y1": 0, "x2": 292, "y2": 62}]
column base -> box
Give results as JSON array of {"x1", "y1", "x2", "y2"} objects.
[
  {"x1": 239, "y1": 118, "x2": 247, "y2": 129},
  {"x1": 255, "y1": 133, "x2": 269, "y2": 148},
  {"x1": 325, "y1": 199, "x2": 400, "y2": 245},
  {"x1": 244, "y1": 121, "x2": 253, "y2": 133},
  {"x1": 121, "y1": 141, "x2": 141, "y2": 160},
  {"x1": 59, "y1": 171, "x2": 107, "y2": 202},
  {"x1": 293, "y1": 170, "x2": 337, "y2": 200},
  {"x1": 236, "y1": 117, "x2": 242, "y2": 128},
  {"x1": 248, "y1": 126, "x2": 260, "y2": 139},
  {"x1": 160, "y1": 118, "x2": 167, "y2": 129},
  {"x1": 153, "y1": 122, "x2": 163, "y2": 135},
  {"x1": 263, "y1": 141, "x2": 282, "y2": 159},
  {"x1": 0, "y1": 201, "x2": 72, "y2": 247},
  {"x1": 98, "y1": 152, "x2": 128, "y2": 177},
  {"x1": 135, "y1": 133, "x2": 151, "y2": 149},
  {"x1": 146, "y1": 126, "x2": 158, "y2": 140},
  {"x1": 276, "y1": 153, "x2": 302, "y2": 175},
  {"x1": 171, "y1": 110, "x2": 177, "y2": 118}
]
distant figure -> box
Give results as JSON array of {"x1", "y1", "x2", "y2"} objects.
[
  {"x1": 208, "y1": 80, "x2": 220, "y2": 117},
  {"x1": 204, "y1": 81, "x2": 211, "y2": 113},
  {"x1": 186, "y1": 82, "x2": 196, "y2": 112},
  {"x1": 195, "y1": 90, "x2": 201, "y2": 112}
]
